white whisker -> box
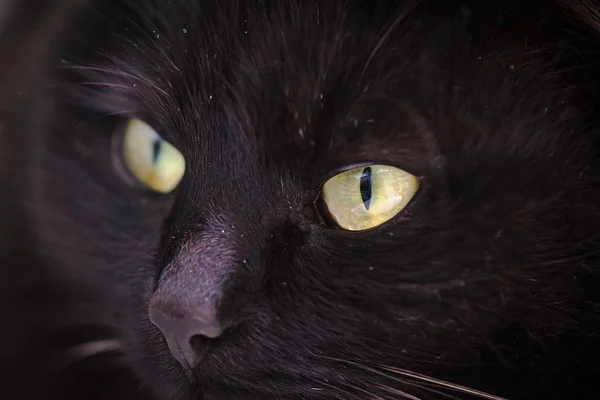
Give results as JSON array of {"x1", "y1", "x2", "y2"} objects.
[
  {"x1": 58, "y1": 65, "x2": 170, "y2": 98},
  {"x1": 311, "y1": 379, "x2": 375, "y2": 400},
  {"x1": 379, "y1": 383, "x2": 464, "y2": 400},
  {"x1": 376, "y1": 384, "x2": 422, "y2": 400},
  {"x1": 55, "y1": 81, "x2": 132, "y2": 90},
  {"x1": 380, "y1": 366, "x2": 507, "y2": 400},
  {"x1": 314, "y1": 354, "x2": 505, "y2": 400},
  {"x1": 65, "y1": 339, "x2": 122, "y2": 360}
]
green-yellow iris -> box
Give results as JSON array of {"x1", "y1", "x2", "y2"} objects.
[
  {"x1": 322, "y1": 165, "x2": 419, "y2": 231},
  {"x1": 122, "y1": 118, "x2": 185, "y2": 194}
]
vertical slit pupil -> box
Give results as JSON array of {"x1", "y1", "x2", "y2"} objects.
[
  {"x1": 152, "y1": 138, "x2": 162, "y2": 164},
  {"x1": 360, "y1": 167, "x2": 373, "y2": 210}
]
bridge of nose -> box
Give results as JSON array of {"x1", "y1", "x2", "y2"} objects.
[{"x1": 148, "y1": 221, "x2": 244, "y2": 366}]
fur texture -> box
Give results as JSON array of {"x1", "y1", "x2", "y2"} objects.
[{"x1": 2, "y1": 0, "x2": 600, "y2": 399}]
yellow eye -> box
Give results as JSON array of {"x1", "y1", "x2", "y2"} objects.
[
  {"x1": 122, "y1": 118, "x2": 185, "y2": 194},
  {"x1": 321, "y1": 165, "x2": 419, "y2": 231}
]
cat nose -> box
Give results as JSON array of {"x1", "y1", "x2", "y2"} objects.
[{"x1": 148, "y1": 306, "x2": 223, "y2": 367}]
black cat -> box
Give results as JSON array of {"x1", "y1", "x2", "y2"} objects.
[{"x1": 2, "y1": 0, "x2": 600, "y2": 399}]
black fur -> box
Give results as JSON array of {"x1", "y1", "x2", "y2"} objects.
[{"x1": 2, "y1": 0, "x2": 600, "y2": 399}]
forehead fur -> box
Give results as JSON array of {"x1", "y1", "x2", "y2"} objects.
[{"x1": 66, "y1": 0, "x2": 586, "y2": 172}]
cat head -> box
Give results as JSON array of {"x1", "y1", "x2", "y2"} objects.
[{"x1": 10, "y1": 0, "x2": 600, "y2": 399}]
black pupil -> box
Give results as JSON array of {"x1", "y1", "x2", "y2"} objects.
[
  {"x1": 152, "y1": 138, "x2": 162, "y2": 164},
  {"x1": 360, "y1": 167, "x2": 373, "y2": 210}
]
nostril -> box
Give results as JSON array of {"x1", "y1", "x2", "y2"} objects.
[{"x1": 189, "y1": 334, "x2": 211, "y2": 353}]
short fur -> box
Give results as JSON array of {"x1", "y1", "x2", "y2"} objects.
[{"x1": 2, "y1": 0, "x2": 600, "y2": 399}]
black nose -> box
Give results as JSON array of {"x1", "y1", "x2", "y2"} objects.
[{"x1": 149, "y1": 306, "x2": 223, "y2": 367}]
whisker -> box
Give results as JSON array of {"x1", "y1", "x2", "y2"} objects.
[
  {"x1": 64, "y1": 339, "x2": 123, "y2": 361},
  {"x1": 49, "y1": 338, "x2": 124, "y2": 372},
  {"x1": 344, "y1": 381, "x2": 415, "y2": 400},
  {"x1": 93, "y1": 109, "x2": 136, "y2": 119},
  {"x1": 102, "y1": 54, "x2": 173, "y2": 98},
  {"x1": 313, "y1": 355, "x2": 449, "y2": 399},
  {"x1": 380, "y1": 383, "x2": 465, "y2": 400},
  {"x1": 121, "y1": 16, "x2": 182, "y2": 74},
  {"x1": 52, "y1": 81, "x2": 133, "y2": 90},
  {"x1": 71, "y1": 109, "x2": 137, "y2": 132},
  {"x1": 376, "y1": 384, "x2": 422, "y2": 400},
  {"x1": 380, "y1": 366, "x2": 507, "y2": 400},
  {"x1": 58, "y1": 65, "x2": 164, "y2": 91},
  {"x1": 315, "y1": 355, "x2": 505, "y2": 400},
  {"x1": 301, "y1": 361, "x2": 419, "y2": 400},
  {"x1": 307, "y1": 379, "x2": 372, "y2": 400},
  {"x1": 359, "y1": 0, "x2": 423, "y2": 84},
  {"x1": 59, "y1": 64, "x2": 141, "y2": 78}
]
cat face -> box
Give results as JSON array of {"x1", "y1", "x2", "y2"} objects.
[{"x1": 12, "y1": 0, "x2": 600, "y2": 399}]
